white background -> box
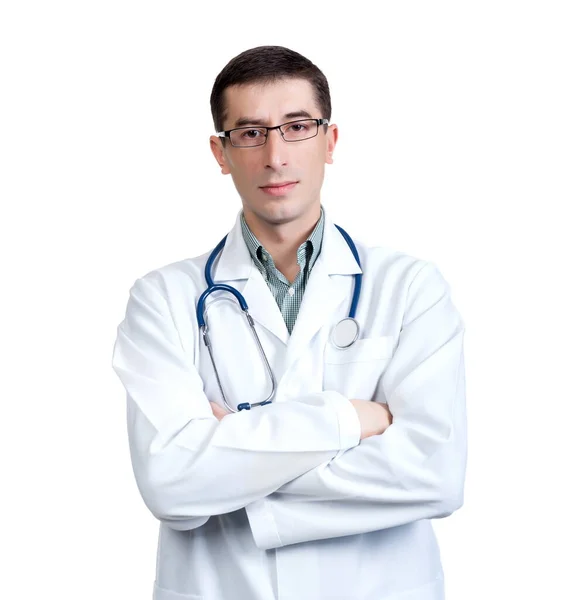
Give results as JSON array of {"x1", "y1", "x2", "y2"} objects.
[{"x1": 1, "y1": 1, "x2": 565, "y2": 598}]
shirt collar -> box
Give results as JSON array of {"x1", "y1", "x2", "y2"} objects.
[{"x1": 240, "y1": 206, "x2": 325, "y2": 275}]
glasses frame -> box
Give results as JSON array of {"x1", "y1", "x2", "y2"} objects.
[{"x1": 217, "y1": 118, "x2": 329, "y2": 148}]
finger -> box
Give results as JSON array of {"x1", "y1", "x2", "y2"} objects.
[{"x1": 210, "y1": 401, "x2": 229, "y2": 419}]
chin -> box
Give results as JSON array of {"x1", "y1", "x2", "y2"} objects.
[{"x1": 256, "y1": 201, "x2": 306, "y2": 225}]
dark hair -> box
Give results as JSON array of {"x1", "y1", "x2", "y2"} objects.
[{"x1": 210, "y1": 45, "x2": 331, "y2": 141}]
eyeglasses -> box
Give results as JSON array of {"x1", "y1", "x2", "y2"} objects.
[{"x1": 217, "y1": 118, "x2": 329, "y2": 148}]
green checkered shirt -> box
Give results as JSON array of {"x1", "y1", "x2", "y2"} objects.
[{"x1": 240, "y1": 207, "x2": 325, "y2": 334}]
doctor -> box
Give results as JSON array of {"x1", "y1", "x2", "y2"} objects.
[{"x1": 112, "y1": 45, "x2": 467, "y2": 600}]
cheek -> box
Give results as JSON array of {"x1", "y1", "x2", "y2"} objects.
[
  {"x1": 305, "y1": 145, "x2": 327, "y2": 173},
  {"x1": 305, "y1": 153, "x2": 326, "y2": 186},
  {"x1": 230, "y1": 161, "x2": 257, "y2": 187}
]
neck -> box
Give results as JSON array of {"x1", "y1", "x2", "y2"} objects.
[{"x1": 243, "y1": 203, "x2": 322, "y2": 276}]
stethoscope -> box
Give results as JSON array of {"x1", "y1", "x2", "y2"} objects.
[{"x1": 197, "y1": 224, "x2": 362, "y2": 413}]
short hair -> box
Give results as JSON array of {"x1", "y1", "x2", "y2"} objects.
[{"x1": 210, "y1": 45, "x2": 331, "y2": 143}]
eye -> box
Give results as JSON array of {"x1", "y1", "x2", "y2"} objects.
[{"x1": 243, "y1": 129, "x2": 262, "y2": 138}]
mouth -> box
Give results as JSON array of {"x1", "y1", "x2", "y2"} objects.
[{"x1": 259, "y1": 181, "x2": 298, "y2": 196}]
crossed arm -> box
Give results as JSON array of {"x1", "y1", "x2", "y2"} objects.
[
  {"x1": 211, "y1": 398, "x2": 393, "y2": 440},
  {"x1": 112, "y1": 261, "x2": 466, "y2": 548},
  {"x1": 209, "y1": 262, "x2": 467, "y2": 549}
]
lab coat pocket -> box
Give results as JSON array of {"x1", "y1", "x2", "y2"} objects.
[
  {"x1": 323, "y1": 336, "x2": 394, "y2": 399},
  {"x1": 153, "y1": 582, "x2": 204, "y2": 600}
]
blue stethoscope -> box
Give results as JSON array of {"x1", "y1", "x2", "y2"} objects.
[{"x1": 197, "y1": 224, "x2": 362, "y2": 413}]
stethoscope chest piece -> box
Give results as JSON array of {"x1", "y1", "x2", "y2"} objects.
[{"x1": 331, "y1": 317, "x2": 360, "y2": 349}]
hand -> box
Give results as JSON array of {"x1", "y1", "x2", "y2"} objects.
[
  {"x1": 210, "y1": 401, "x2": 230, "y2": 421},
  {"x1": 349, "y1": 399, "x2": 393, "y2": 440}
]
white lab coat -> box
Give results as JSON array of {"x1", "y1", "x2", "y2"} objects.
[{"x1": 112, "y1": 207, "x2": 467, "y2": 600}]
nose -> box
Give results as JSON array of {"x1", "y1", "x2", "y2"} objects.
[{"x1": 263, "y1": 128, "x2": 288, "y2": 170}]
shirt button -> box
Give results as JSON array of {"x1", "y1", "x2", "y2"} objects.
[{"x1": 288, "y1": 287, "x2": 295, "y2": 296}]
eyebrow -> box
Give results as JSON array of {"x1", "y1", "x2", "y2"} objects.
[{"x1": 232, "y1": 110, "x2": 313, "y2": 129}]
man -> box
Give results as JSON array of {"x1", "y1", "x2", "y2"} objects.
[{"x1": 112, "y1": 45, "x2": 467, "y2": 600}]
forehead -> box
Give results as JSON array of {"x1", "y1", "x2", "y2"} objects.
[{"x1": 224, "y1": 78, "x2": 318, "y2": 128}]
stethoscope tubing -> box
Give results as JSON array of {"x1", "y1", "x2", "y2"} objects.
[
  {"x1": 334, "y1": 224, "x2": 362, "y2": 319},
  {"x1": 197, "y1": 223, "x2": 362, "y2": 412}
]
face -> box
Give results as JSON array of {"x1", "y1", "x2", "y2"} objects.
[{"x1": 210, "y1": 78, "x2": 338, "y2": 229}]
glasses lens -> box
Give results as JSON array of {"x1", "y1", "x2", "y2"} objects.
[
  {"x1": 230, "y1": 127, "x2": 267, "y2": 147},
  {"x1": 281, "y1": 119, "x2": 318, "y2": 141}
]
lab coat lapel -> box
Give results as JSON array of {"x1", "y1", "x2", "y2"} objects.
[
  {"x1": 241, "y1": 268, "x2": 290, "y2": 345},
  {"x1": 284, "y1": 212, "x2": 362, "y2": 371},
  {"x1": 213, "y1": 212, "x2": 290, "y2": 346}
]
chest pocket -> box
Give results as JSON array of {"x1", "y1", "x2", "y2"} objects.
[{"x1": 323, "y1": 335, "x2": 394, "y2": 400}]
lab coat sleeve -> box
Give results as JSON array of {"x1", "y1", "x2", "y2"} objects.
[
  {"x1": 245, "y1": 261, "x2": 467, "y2": 550},
  {"x1": 111, "y1": 274, "x2": 361, "y2": 531}
]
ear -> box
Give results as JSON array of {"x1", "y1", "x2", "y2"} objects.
[
  {"x1": 209, "y1": 136, "x2": 231, "y2": 175},
  {"x1": 325, "y1": 123, "x2": 338, "y2": 165}
]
